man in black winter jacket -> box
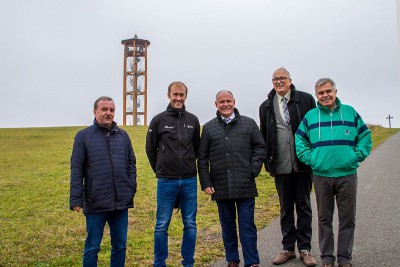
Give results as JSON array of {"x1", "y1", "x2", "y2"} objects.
[
  {"x1": 70, "y1": 96, "x2": 137, "y2": 267},
  {"x1": 198, "y1": 90, "x2": 265, "y2": 267},
  {"x1": 259, "y1": 67, "x2": 316, "y2": 266},
  {"x1": 146, "y1": 81, "x2": 200, "y2": 267}
]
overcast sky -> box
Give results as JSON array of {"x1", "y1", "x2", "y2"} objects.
[{"x1": 1, "y1": 0, "x2": 399, "y2": 128}]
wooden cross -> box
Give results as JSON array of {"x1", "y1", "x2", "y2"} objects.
[{"x1": 386, "y1": 114, "x2": 393, "y2": 128}]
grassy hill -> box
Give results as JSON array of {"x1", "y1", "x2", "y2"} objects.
[{"x1": 0, "y1": 125, "x2": 398, "y2": 266}]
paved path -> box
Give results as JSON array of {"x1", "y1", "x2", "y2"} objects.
[{"x1": 210, "y1": 132, "x2": 400, "y2": 266}]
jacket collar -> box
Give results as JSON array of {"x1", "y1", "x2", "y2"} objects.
[
  {"x1": 217, "y1": 108, "x2": 240, "y2": 122},
  {"x1": 92, "y1": 119, "x2": 117, "y2": 133},
  {"x1": 317, "y1": 97, "x2": 342, "y2": 112},
  {"x1": 166, "y1": 103, "x2": 186, "y2": 116}
]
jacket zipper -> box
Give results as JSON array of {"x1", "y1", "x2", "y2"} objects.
[
  {"x1": 106, "y1": 130, "x2": 118, "y2": 210},
  {"x1": 330, "y1": 112, "x2": 335, "y2": 170},
  {"x1": 178, "y1": 111, "x2": 183, "y2": 178}
]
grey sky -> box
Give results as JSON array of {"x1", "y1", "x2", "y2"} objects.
[{"x1": 1, "y1": 0, "x2": 399, "y2": 128}]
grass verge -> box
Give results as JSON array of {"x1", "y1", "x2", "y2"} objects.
[{"x1": 0, "y1": 125, "x2": 397, "y2": 266}]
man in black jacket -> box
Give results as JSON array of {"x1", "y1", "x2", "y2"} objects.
[
  {"x1": 146, "y1": 81, "x2": 200, "y2": 267},
  {"x1": 70, "y1": 96, "x2": 137, "y2": 267},
  {"x1": 198, "y1": 90, "x2": 265, "y2": 267},
  {"x1": 259, "y1": 67, "x2": 316, "y2": 266}
]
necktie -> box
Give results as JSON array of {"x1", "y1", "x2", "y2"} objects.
[
  {"x1": 224, "y1": 118, "x2": 231, "y2": 124},
  {"x1": 282, "y1": 97, "x2": 290, "y2": 125}
]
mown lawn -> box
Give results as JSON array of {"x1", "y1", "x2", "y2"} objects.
[{"x1": 0, "y1": 125, "x2": 398, "y2": 266}]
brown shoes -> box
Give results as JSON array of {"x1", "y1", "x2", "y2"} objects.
[
  {"x1": 272, "y1": 250, "x2": 296, "y2": 265},
  {"x1": 300, "y1": 250, "x2": 316, "y2": 266}
]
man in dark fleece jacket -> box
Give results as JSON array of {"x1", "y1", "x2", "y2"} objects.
[
  {"x1": 70, "y1": 96, "x2": 137, "y2": 267},
  {"x1": 146, "y1": 81, "x2": 200, "y2": 267},
  {"x1": 198, "y1": 90, "x2": 265, "y2": 267}
]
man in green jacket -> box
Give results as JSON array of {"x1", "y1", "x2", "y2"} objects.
[{"x1": 295, "y1": 78, "x2": 372, "y2": 267}]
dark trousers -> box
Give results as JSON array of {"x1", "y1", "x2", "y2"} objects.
[
  {"x1": 313, "y1": 174, "x2": 357, "y2": 265},
  {"x1": 216, "y1": 198, "x2": 259, "y2": 267},
  {"x1": 275, "y1": 171, "x2": 313, "y2": 252}
]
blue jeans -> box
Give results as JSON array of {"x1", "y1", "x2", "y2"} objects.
[
  {"x1": 154, "y1": 177, "x2": 197, "y2": 267},
  {"x1": 83, "y1": 209, "x2": 128, "y2": 267},
  {"x1": 216, "y1": 198, "x2": 259, "y2": 267}
]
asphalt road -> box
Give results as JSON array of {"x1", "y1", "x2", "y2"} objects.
[{"x1": 210, "y1": 132, "x2": 400, "y2": 267}]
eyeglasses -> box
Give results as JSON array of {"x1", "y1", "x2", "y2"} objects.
[{"x1": 272, "y1": 77, "x2": 290, "y2": 82}]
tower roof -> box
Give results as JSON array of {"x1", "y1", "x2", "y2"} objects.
[{"x1": 121, "y1": 35, "x2": 150, "y2": 46}]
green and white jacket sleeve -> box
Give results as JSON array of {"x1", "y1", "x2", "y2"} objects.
[
  {"x1": 295, "y1": 116, "x2": 313, "y2": 167},
  {"x1": 353, "y1": 112, "x2": 372, "y2": 162}
]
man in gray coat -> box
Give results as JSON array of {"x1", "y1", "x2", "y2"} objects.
[{"x1": 259, "y1": 67, "x2": 316, "y2": 266}]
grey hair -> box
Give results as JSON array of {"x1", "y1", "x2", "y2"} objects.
[
  {"x1": 315, "y1": 78, "x2": 336, "y2": 91},
  {"x1": 94, "y1": 96, "x2": 114, "y2": 109},
  {"x1": 216, "y1": 90, "x2": 234, "y2": 100},
  {"x1": 273, "y1": 67, "x2": 291, "y2": 79}
]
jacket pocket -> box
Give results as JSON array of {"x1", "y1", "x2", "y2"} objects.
[
  {"x1": 87, "y1": 179, "x2": 96, "y2": 202},
  {"x1": 311, "y1": 149, "x2": 331, "y2": 173},
  {"x1": 245, "y1": 161, "x2": 255, "y2": 179},
  {"x1": 334, "y1": 147, "x2": 358, "y2": 171}
]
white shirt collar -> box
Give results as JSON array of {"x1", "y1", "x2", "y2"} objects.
[
  {"x1": 276, "y1": 90, "x2": 291, "y2": 102},
  {"x1": 222, "y1": 113, "x2": 235, "y2": 123}
]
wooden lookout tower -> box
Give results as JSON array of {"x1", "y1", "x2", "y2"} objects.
[{"x1": 121, "y1": 35, "x2": 150, "y2": 126}]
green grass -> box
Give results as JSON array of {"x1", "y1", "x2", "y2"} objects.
[
  {"x1": 0, "y1": 125, "x2": 398, "y2": 266},
  {"x1": 367, "y1": 124, "x2": 400, "y2": 149}
]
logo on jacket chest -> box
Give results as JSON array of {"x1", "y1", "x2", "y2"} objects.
[{"x1": 163, "y1": 124, "x2": 193, "y2": 129}]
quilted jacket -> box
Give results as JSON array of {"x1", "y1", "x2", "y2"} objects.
[
  {"x1": 198, "y1": 109, "x2": 265, "y2": 200},
  {"x1": 69, "y1": 120, "x2": 137, "y2": 213}
]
